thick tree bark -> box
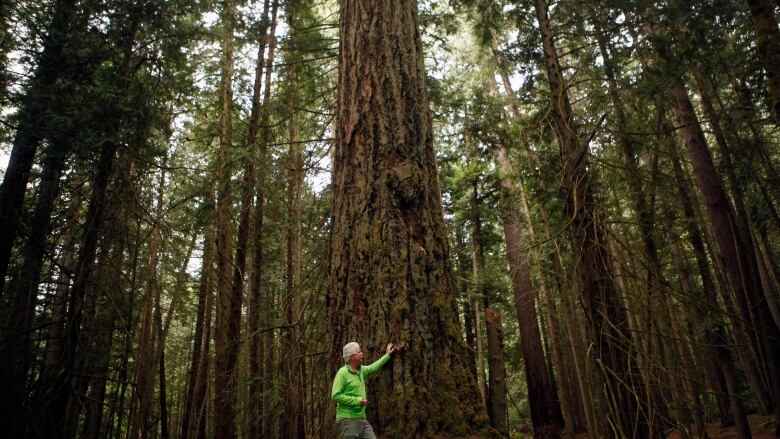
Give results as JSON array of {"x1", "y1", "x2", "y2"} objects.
[
  {"x1": 328, "y1": 1, "x2": 494, "y2": 436},
  {"x1": 495, "y1": 147, "x2": 564, "y2": 439},
  {"x1": 533, "y1": 1, "x2": 649, "y2": 437},
  {"x1": 744, "y1": 0, "x2": 780, "y2": 122}
]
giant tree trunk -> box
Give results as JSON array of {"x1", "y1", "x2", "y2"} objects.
[
  {"x1": 533, "y1": 1, "x2": 649, "y2": 437},
  {"x1": 495, "y1": 147, "x2": 564, "y2": 439},
  {"x1": 328, "y1": 1, "x2": 493, "y2": 436}
]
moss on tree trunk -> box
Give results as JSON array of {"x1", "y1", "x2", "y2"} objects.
[{"x1": 328, "y1": 1, "x2": 495, "y2": 437}]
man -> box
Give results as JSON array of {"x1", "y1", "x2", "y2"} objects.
[{"x1": 332, "y1": 342, "x2": 395, "y2": 439}]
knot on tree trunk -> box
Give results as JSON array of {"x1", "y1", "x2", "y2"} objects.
[{"x1": 387, "y1": 158, "x2": 421, "y2": 208}]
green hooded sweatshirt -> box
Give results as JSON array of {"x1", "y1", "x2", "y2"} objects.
[{"x1": 331, "y1": 354, "x2": 391, "y2": 419}]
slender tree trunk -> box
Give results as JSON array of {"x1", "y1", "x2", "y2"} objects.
[
  {"x1": 693, "y1": 72, "x2": 780, "y2": 331},
  {"x1": 328, "y1": 0, "x2": 494, "y2": 436},
  {"x1": 79, "y1": 160, "x2": 132, "y2": 439},
  {"x1": 0, "y1": 137, "x2": 71, "y2": 426},
  {"x1": 667, "y1": 72, "x2": 780, "y2": 435},
  {"x1": 41, "y1": 135, "x2": 119, "y2": 439},
  {"x1": 514, "y1": 161, "x2": 578, "y2": 439},
  {"x1": 533, "y1": 1, "x2": 649, "y2": 436},
  {"x1": 661, "y1": 111, "x2": 754, "y2": 438},
  {"x1": 474, "y1": 297, "x2": 488, "y2": 407},
  {"x1": 468, "y1": 175, "x2": 509, "y2": 436},
  {"x1": 157, "y1": 280, "x2": 169, "y2": 439},
  {"x1": 41, "y1": 194, "x2": 81, "y2": 380},
  {"x1": 81, "y1": 223, "x2": 126, "y2": 439},
  {"x1": 0, "y1": 0, "x2": 80, "y2": 294},
  {"x1": 456, "y1": 227, "x2": 478, "y2": 385},
  {"x1": 183, "y1": 233, "x2": 214, "y2": 439},
  {"x1": 491, "y1": 64, "x2": 593, "y2": 439},
  {"x1": 280, "y1": 49, "x2": 306, "y2": 438},
  {"x1": 131, "y1": 166, "x2": 166, "y2": 439},
  {"x1": 246, "y1": 1, "x2": 278, "y2": 436},
  {"x1": 113, "y1": 205, "x2": 142, "y2": 439},
  {"x1": 195, "y1": 248, "x2": 215, "y2": 439},
  {"x1": 213, "y1": 0, "x2": 238, "y2": 437},
  {"x1": 744, "y1": 0, "x2": 780, "y2": 122},
  {"x1": 495, "y1": 147, "x2": 564, "y2": 439}
]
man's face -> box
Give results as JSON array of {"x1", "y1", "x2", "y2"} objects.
[{"x1": 351, "y1": 346, "x2": 365, "y2": 365}]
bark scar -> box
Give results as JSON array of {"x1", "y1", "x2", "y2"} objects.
[{"x1": 361, "y1": 76, "x2": 372, "y2": 99}]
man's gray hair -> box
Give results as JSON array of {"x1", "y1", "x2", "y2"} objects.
[{"x1": 342, "y1": 342, "x2": 360, "y2": 363}]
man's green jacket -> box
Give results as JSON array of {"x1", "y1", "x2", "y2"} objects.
[{"x1": 331, "y1": 354, "x2": 390, "y2": 419}]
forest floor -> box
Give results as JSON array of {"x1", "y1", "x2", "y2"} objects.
[{"x1": 665, "y1": 415, "x2": 777, "y2": 438}]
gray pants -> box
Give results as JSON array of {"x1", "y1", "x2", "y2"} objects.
[{"x1": 337, "y1": 419, "x2": 376, "y2": 439}]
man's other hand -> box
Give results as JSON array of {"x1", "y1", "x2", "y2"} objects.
[{"x1": 360, "y1": 399, "x2": 368, "y2": 406}]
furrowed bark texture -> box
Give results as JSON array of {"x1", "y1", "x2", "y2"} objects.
[
  {"x1": 328, "y1": 1, "x2": 493, "y2": 437},
  {"x1": 533, "y1": 1, "x2": 649, "y2": 437}
]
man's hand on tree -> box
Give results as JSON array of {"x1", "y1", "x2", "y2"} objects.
[{"x1": 386, "y1": 343, "x2": 396, "y2": 355}]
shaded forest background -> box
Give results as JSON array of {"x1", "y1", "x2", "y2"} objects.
[{"x1": 0, "y1": 0, "x2": 779, "y2": 438}]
